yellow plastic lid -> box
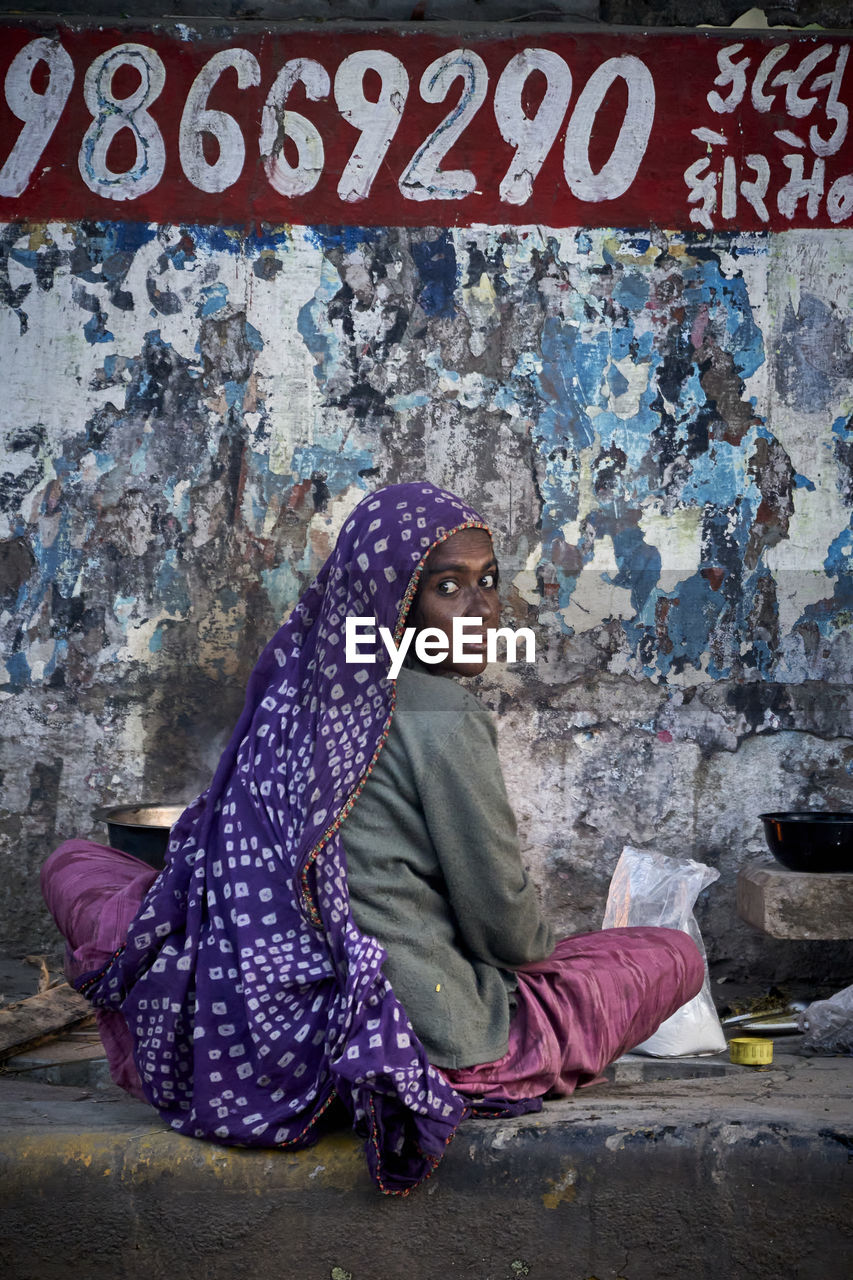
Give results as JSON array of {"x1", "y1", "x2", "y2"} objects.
[{"x1": 729, "y1": 1036, "x2": 773, "y2": 1066}]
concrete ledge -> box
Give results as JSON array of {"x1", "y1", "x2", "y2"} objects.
[
  {"x1": 2, "y1": 1046, "x2": 851, "y2": 1280},
  {"x1": 737, "y1": 860, "x2": 853, "y2": 939}
]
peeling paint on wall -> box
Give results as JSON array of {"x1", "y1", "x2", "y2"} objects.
[{"x1": 5, "y1": 219, "x2": 850, "y2": 700}]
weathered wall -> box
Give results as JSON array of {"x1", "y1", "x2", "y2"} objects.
[
  {"x1": 3, "y1": 220, "x2": 851, "y2": 978},
  {"x1": 1, "y1": 15, "x2": 852, "y2": 985}
]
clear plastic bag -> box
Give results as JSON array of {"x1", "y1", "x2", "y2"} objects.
[
  {"x1": 602, "y1": 845, "x2": 726, "y2": 1057},
  {"x1": 798, "y1": 983, "x2": 853, "y2": 1055}
]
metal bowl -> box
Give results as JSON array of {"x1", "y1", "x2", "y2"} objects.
[
  {"x1": 95, "y1": 803, "x2": 186, "y2": 868},
  {"x1": 759, "y1": 812, "x2": 853, "y2": 874}
]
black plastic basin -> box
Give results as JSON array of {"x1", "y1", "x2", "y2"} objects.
[{"x1": 759, "y1": 811, "x2": 853, "y2": 874}]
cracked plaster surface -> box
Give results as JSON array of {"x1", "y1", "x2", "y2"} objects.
[{"x1": 1, "y1": 220, "x2": 852, "y2": 977}]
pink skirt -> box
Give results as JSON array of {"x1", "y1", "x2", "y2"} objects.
[
  {"x1": 41, "y1": 839, "x2": 159, "y2": 1099},
  {"x1": 443, "y1": 926, "x2": 704, "y2": 1100},
  {"x1": 42, "y1": 839, "x2": 704, "y2": 1104}
]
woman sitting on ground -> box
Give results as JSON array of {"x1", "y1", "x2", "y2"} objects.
[{"x1": 42, "y1": 481, "x2": 702, "y2": 1193}]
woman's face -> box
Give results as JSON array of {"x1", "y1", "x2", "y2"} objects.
[{"x1": 411, "y1": 527, "x2": 501, "y2": 676}]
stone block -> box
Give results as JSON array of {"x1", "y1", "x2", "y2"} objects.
[{"x1": 737, "y1": 860, "x2": 853, "y2": 940}]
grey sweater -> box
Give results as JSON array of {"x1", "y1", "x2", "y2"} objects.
[{"x1": 340, "y1": 665, "x2": 554, "y2": 1069}]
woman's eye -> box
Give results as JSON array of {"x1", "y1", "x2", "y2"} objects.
[
  {"x1": 480, "y1": 572, "x2": 497, "y2": 589},
  {"x1": 436, "y1": 580, "x2": 459, "y2": 595}
]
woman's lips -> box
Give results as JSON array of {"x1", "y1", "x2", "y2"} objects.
[{"x1": 457, "y1": 636, "x2": 488, "y2": 654}]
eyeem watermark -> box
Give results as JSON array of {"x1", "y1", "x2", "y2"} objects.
[{"x1": 345, "y1": 616, "x2": 535, "y2": 679}]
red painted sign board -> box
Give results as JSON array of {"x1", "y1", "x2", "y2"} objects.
[{"x1": 0, "y1": 21, "x2": 850, "y2": 231}]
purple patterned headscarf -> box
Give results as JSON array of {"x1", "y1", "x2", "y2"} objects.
[{"x1": 79, "y1": 482, "x2": 530, "y2": 1193}]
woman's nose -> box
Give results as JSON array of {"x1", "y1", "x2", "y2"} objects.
[{"x1": 473, "y1": 587, "x2": 500, "y2": 620}]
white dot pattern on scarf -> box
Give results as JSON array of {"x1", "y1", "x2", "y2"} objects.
[{"x1": 82, "y1": 483, "x2": 492, "y2": 1191}]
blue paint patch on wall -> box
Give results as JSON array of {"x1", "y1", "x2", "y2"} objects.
[
  {"x1": 824, "y1": 526, "x2": 853, "y2": 576},
  {"x1": 610, "y1": 524, "x2": 663, "y2": 617},
  {"x1": 695, "y1": 255, "x2": 764, "y2": 381},
  {"x1": 297, "y1": 257, "x2": 346, "y2": 386},
  {"x1": 535, "y1": 317, "x2": 600, "y2": 452},
  {"x1": 411, "y1": 233, "x2": 457, "y2": 319},
  {"x1": 199, "y1": 283, "x2": 228, "y2": 315},
  {"x1": 84, "y1": 312, "x2": 113, "y2": 344},
  {"x1": 681, "y1": 438, "x2": 759, "y2": 507},
  {"x1": 519, "y1": 234, "x2": 785, "y2": 679},
  {"x1": 305, "y1": 225, "x2": 385, "y2": 256},
  {"x1": 223, "y1": 380, "x2": 246, "y2": 410},
  {"x1": 68, "y1": 221, "x2": 160, "y2": 275},
  {"x1": 4, "y1": 650, "x2": 31, "y2": 688},
  {"x1": 613, "y1": 271, "x2": 650, "y2": 311},
  {"x1": 629, "y1": 573, "x2": 728, "y2": 678},
  {"x1": 289, "y1": 442, "x2": 375, "y2": 493}
]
